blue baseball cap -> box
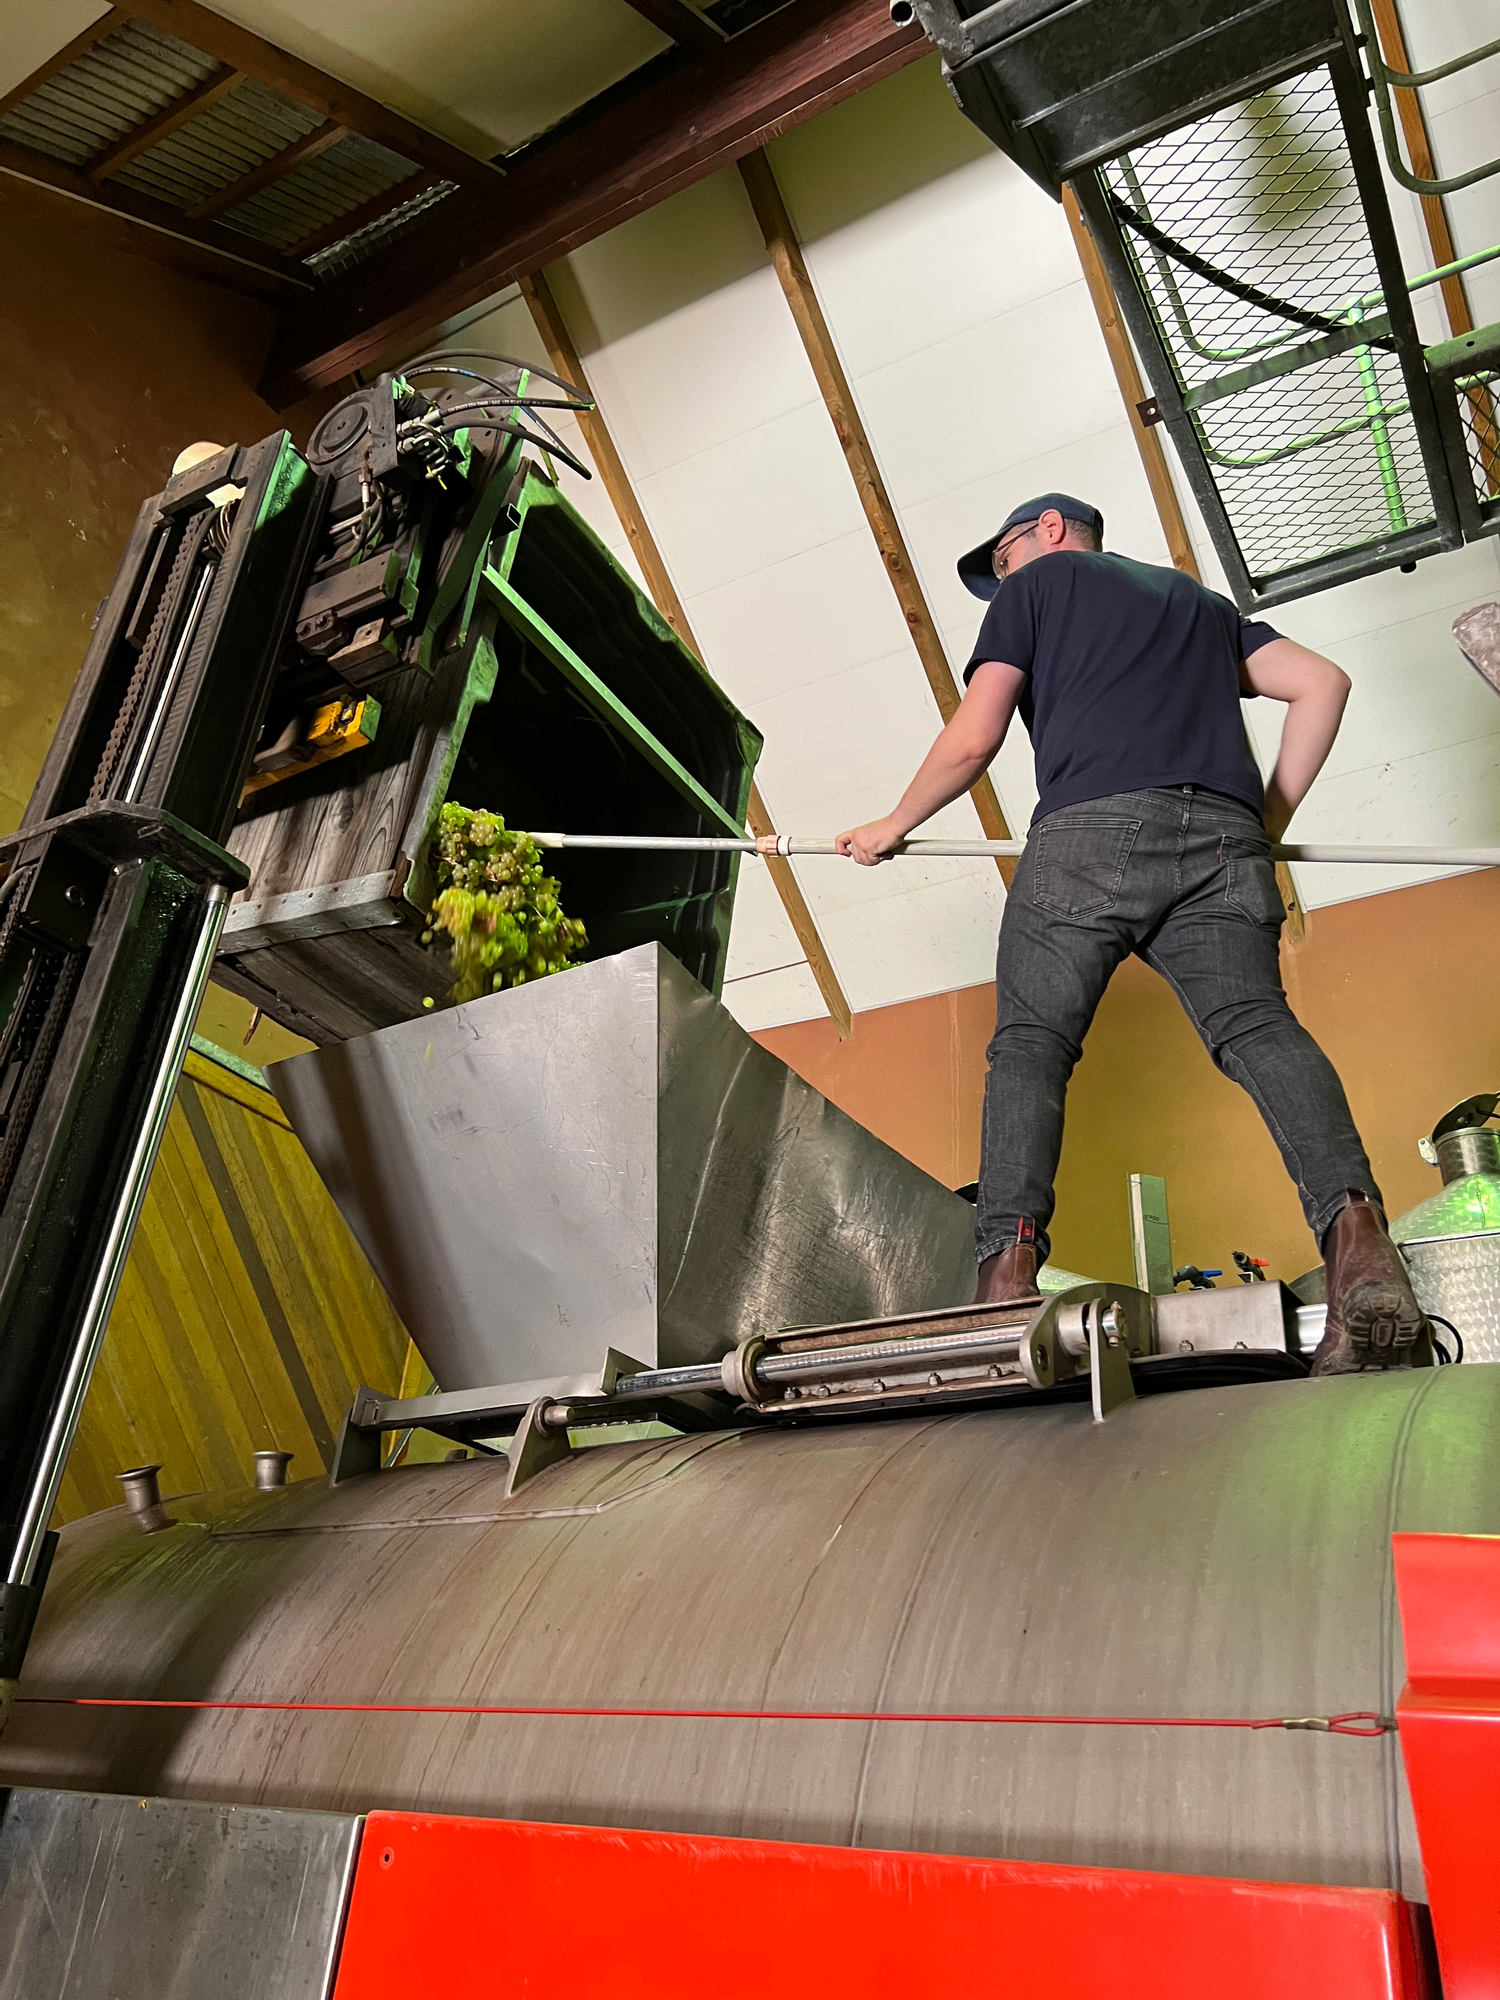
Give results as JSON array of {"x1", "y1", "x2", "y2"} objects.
[{"x1": 957, "y1": 493, "x2": 1105, "y2": 600}]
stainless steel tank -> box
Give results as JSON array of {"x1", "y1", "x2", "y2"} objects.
[
  {"x1": 5, "y1": 1367, "x2": 1499, "y2": 1899},
  {"x1": 1392, "y1": 1102, "x2": 1500, "y2": 1362}
]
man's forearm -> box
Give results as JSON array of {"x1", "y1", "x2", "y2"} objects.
[
  {"x1": 888, "y1": 741, "x2": 993, "y2": 837},
  {"x1": 1264, "y1": 685, "x2": 1349, "y2": 838}
]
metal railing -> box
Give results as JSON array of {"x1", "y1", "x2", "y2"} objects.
[{"x1": 1350, "y1": 0, "x2": 1500, "y2": 198}]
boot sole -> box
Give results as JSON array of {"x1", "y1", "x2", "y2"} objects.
[{"x1": 1340, "y1": 1278, "x2": 1427, "y2": 1370}]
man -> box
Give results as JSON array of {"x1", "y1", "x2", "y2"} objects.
[{"x1": 836, "y1": 494, "x2": 1426, "y2": 1376}]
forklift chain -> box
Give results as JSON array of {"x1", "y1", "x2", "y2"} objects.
[{"x1": 89, "y1": 510, "x2": 216, "y2": 805}]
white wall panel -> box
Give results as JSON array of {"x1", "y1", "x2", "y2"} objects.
[
  {"x1": 687, "y1": 528, "x2": 924, "y2": 709},
  {"x1": 551, "y1": 144, "x2": 1021, "y2": 1020},
  {"x1": 817, "y1": 868, "x2": 1007, "y2": 1009},
  {"x1": 398, "y1": 48, "x2": 1500, "y2": 1031},
  {"x1": 718, "y1": 850, "x2": 825, "y2": 1033}
]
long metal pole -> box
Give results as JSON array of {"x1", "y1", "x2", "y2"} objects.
[
  {"x1": 530, "y1": 833, "x2": 1500, "y2": 868},
  {"x1": 6, "y1": 881, "x2": 232, "y2": 1590}
]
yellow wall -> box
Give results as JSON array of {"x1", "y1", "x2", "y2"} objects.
[
  {"x1": 57, "y1": 1048, "x2": 412, "y2": 1521},
  {"x1": 755, "y1": 867, "x2": 1500, "y2": 1289}
]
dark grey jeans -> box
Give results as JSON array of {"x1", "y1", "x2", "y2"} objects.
[{"x1": 976, "y1": 785, "x2": 1377, "y2": 1266}]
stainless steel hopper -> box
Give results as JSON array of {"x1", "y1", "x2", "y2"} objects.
[{"x1": 270, "y1": 943, "x2": 977, "y2": 1396}]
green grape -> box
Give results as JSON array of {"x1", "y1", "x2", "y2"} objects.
[{"x1": 421, "y1": 801, "x2": 588, "y2": 1007}]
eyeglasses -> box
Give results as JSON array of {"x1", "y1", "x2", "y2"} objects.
[{"x1": 990, "y1": 522, "x2": 1038, "y2": 579}]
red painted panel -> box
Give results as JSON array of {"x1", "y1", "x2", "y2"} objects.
[
  {"x1": 1394, "y1": 1532, "x2": 1500, "y2": 2000},
  {"x1": 333, "y1": 1811, "x2": 1428, "y2": 2000}
]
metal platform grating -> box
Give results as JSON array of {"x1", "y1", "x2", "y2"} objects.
[{"x1": 1103, "y1": 69, "x2": 1438, "y2": 580}]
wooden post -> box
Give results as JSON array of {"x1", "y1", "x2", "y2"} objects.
[
  {"x1": 519, "y1": 268, "x2": 854, "y2": 1038},
  {"x1": 1061, "y1": 186, "x2": 1307, "y2": 944},
  {"x1": 1366, "y1": 0, "x2": 1500, "y2": 491},
  {"x1": 736, "y1": 148, "x2": 1018, "y2": 885}
]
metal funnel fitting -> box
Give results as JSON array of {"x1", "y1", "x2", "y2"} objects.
[
  {"x1": 253, "y1": 1450, "x2": 294, "y2": 1491},
  {"x1": 1435, "y1": 1127, "x2": 1500, "y2": 1185},
  {"x1": 271, "y1": 944, "x2": 977, "y2": 1396},
  {"x1": 116, "y1": 1464, "x2": 174, "y2": 1534}
]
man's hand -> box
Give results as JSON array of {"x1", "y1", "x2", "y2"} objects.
[{"x1": 835, "y1": 817, "x2": 906, "y2": 866}]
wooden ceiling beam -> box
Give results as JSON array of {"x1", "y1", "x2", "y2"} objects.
[
  {"x1": 106, "y1": 0, "x2": 495, "y2": 188},
  {"x1": 520, "y1": 265, "x2": 854, "y2": 1036},
  {"x1": 188, "y1": 117, "x2": 346, "y2": 219},
  {"x1": 0, "y1": 11, "x2": 122, "y2": 120},
  {"x1": 618, "y1": 0, "x2": 724, "y2": 53},
  {"x1": 86, "y1": 63, "x2": 243, "y2": 181},
  {"x1": 261, "y1": 0, "x2": 925, "y2": 405},
  {"x1": 0, "y1": 136, "x2": 312, "y2": 297}
]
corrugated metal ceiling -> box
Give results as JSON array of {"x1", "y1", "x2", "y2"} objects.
[
  {"x1": 0, "y1": 22, "x2": 215, "y2": 170},
  {"x1": 112, "y1": 76, "x2": 325, "y2": 211},
  {"x1": 0, "y1": 16, "x2": 429, "y2": 278},
  {"x1": 224, "y1": 132, "x2": 418, "y2": 251},
  {"x1": 305, "y1": 178, "x2": 459, "y2": 278}
]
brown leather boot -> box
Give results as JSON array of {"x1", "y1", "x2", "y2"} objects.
[
  {"x1": 974, "y1": 1223, "x2": 1043, "y2": 1307},
  {"x1": 1311, "y1": 1190, "x2": 1427, "y2": 1376}
]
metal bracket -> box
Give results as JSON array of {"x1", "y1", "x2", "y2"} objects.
[
  {"x1": 330, "y1": 1349, "x2": 653, "y2": 1487},
  {"x1": 503, "y1": 1398, "x2": 573, "y2": 1496},
  {"x1": 1045, "y1": 1286, "x2": 1152, "y2": 1419},
  {"x1": 1089, "y1": 1304, "x2": 1137, "y2": 1421},
  {"x1": 328, "y1": 1398, "x2": 383, "y2": 1486}
]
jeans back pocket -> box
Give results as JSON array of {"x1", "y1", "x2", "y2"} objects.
[
  {"x1": 1220, "y1": 834, "x2": 1285, "y2": 930},
  {"x1": 1031, "y1": 818, "x2": 1141, "y2": 917}
]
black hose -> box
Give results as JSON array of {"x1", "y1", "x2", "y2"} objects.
[
  {"x1": 1428, "y1": 1313, "x2": 1464, "y2": 1363},
  {"x1": 401, "y1": 349, "x2": 592, "y2": 407},
  {"x1": 1108, "y1": 194, "x2": 1400, "y2": 352}
]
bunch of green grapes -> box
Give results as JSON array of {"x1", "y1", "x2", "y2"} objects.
[{"x1": 422, "y1": 803, "x2": 587, "y2": 1007}]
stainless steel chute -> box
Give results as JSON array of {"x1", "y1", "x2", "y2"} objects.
[
  {"x1": 270, "y1": 944, "x2": 982, "y2": 1396},
  {"x1": 5, "y1": 1368, "x2": 1498, "y2": 1895}
]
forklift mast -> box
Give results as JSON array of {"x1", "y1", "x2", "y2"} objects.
[{"x1": 0, "y1": 360, "x2": 590, "y2": 1693}]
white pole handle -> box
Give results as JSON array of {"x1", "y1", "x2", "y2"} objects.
[{"x1": 527, "y1": 832, "x2": 1500, "y2": 868}]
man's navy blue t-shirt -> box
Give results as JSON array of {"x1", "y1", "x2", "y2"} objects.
[{"x1": 962, "y1": 550, "x2": 1280, "y2": 825}]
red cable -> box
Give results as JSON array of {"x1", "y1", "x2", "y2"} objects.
[{"x1": 13, "y1": 1696, "x2": 1393, "y2": 1736}]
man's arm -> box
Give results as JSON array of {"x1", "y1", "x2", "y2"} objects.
[
  {"x1": 836, "y1": 662, "x2": 1026, "y2": 865},
  {"x1": 1240, "y1": 637, "x2": 1352, "y2": 841}
]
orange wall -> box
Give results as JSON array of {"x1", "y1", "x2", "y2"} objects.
[{"x1": 755, "y1": 867, "x2": 1500, "y2": 1288}]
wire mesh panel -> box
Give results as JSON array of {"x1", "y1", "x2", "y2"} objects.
[
  {"x1": 1457, "y1": 371, "x2": 1500, "y2": 517},
  {"x1": 1099, "y1": 66, "x2": 1445, "y2": 591}
]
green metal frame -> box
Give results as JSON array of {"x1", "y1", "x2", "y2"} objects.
[
  {"x1": 480, "y1": 566, "x2": 745, "y2": 839},
  {"x1": 1115, "y1": 153, "x2": 1500, "y2": 536}
]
